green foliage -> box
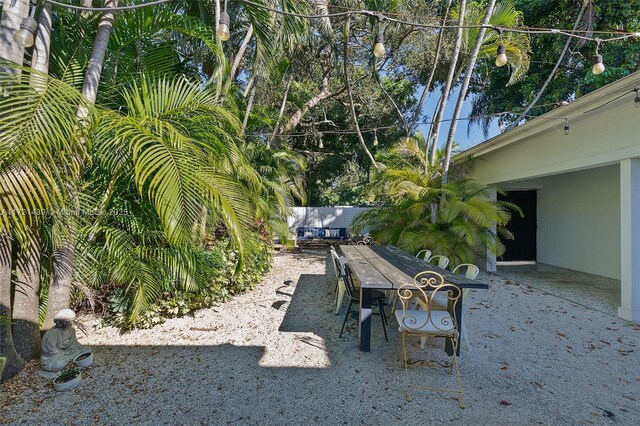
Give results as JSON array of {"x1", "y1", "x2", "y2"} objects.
[
  {"x1": 352, "y1": 136, "x2": 519, "y2": 266},
  {"x1": 470, "y1": 0, "x2": 640, "y2": 132},
  {"x1": 101, "y1": 235, "x2": 273, "y2": 329}
]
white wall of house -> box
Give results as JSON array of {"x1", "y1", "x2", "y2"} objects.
[
  {"x1": 536, "y1": 166, "x2": 620, "y2": 279},
  {"x1": 469, "y1": 99, "x2": 640, "y2": 185},
  {"x1": 460, "y1": 71, "x2": 640, "y2": 321},
  {"x1": 287, "y1": 207, "x2": 370, "y2": 233}
]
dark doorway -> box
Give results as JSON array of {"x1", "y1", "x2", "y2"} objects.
[{"x1": 498, "y1": 190, "x2": 537, "y2": 261}]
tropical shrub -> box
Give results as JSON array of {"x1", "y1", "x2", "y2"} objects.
[
  {"x1": 352, "y1": 134, "x2": 519, "y2": 266},
  {"x1": 100, "y1": 234, "x2": 273, "y2": 329}
]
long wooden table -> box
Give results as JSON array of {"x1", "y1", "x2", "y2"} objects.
[{"x1": 339, "y1": 245, "x2": 489, "y2": 354}]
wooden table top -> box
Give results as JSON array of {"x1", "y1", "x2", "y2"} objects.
[{"x1": 339, "y1": 245, "x2": 489, "y2": 290}]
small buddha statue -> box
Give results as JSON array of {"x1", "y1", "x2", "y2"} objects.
[{"x1": 40, "y1": 309, "x2": 92, "y2": 372}]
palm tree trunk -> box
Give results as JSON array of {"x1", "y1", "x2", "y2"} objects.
[
  {"x1": 12, "y1": 229, "x2": 41, "y2": 361},
  {"x1": 428, "y1": 0, "x2": 467, "y2": 166},
  {"x1": 506, "y1": 1, "x2": 588, "y2": 130},
  {"x1": 410, "y1": 0, "x2": 452, "y2": 136},
  {"x1": 242, "y1": 84, "x2": 256, "y2": 132},
  {"x1": 270, "y1": 75, "x2": 292, "y2": 145},
  {"x1": 0, "y1": 232, "x2": 24, "y2": 382},
  {"x1": 77, "y1": 0, "x2": 117, "y2": 120},
  {"x1": 0, "y1": 0, "x2": 29, "y2": 382},
  {"x1": 0, "y1": 0, "x2": 30, "y2": 67},
  {"x1": 44, "y1": 0, "x2": 117, "y2": 329},
  {"x1": 30, "y1": 0, "x2": 53, "y2": 79},
  {"x1": 442, "y1": 0, "x2": 496, "y2": 182},
  {"x1": 223, "y1": 25, "x2": 254, "y2": 96},
  {"x1": 343, "y1": 17, "x2": 377, "y2": 169}
]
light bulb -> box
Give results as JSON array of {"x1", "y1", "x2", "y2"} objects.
[
  {"x1": 634, "y1": 91, "x2": 640, "y2": 108},
  {"x1": 318, "y1": 138, "x2": 324, "y2": 149},
  {"x1": 495, "y1": 44, "x2": 507, "y2": 67},
  {"x1": 216, "y1": 11, "x2": 231, "y2": 42},
  {"x1": 592, "y1": 54, "x2": 605, "y2": 75},
  {"x1": 373, "y1": 31, "x2": 385, "y2": 58},
  {"x1": 13, "y1": 16, "x2": 37, "y2": 48},
  {"x1": 563, "y1": 119, "x2": 570, "y2": 135}
]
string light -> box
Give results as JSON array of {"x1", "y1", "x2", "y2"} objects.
[
  {"x1": 373, "y1": 129, "x2": 379, "y2": 146},
  {"x1": 318, "y1": 133, "x2": 324, "y2": 149},
  {"x1": 373, "y1": 31, "x2": 386, "y2": 58},
  {"x1": 592, "y1": 40, "x2": 605, "y2": 75},
  {"x1": 373, "y1": 14, "x2": 386, "y2": 58},
  {"x1": 495, "y1": 44, "x2": 507, "y2": 67},
  {"x1": 494, "y1": 28, "x2": 507, "y2": 67},
  {"x1": 14, "y1": 5, "x2": 37, "y2": 48},
  {"x1": 634, "y1": 89, "x2": 640, "y2": 108},
  {"x1": 563, "y1": 118, "x2": 570, "y2": 135},
  {"x1": 40, "y1": 0, "x2": 640, "y2": 46},
  {"x1": 217, "y1": 0, "x2": 231, "y2": 42}
]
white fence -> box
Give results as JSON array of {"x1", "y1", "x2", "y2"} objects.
[{"x1": 287, "y1": 207, "x2": 371, "y2": 233}]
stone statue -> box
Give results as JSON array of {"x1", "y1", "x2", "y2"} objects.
[{"x1": 40, "y1": 309, "x2": 92, "y2": 373}]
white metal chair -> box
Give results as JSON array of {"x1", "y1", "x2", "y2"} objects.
[
  {"x1": 428, "y1": 254, "x2": 450, "y2": 269},
  {"x1": 449, "y1": 264, "x2": 480, "y2": 350},
  {"x1": 415, "y1": 249, "x2": 432, "y2": 261},
  {"x1": 395, "y1": 271, "x2": 464, "y2": 407}
]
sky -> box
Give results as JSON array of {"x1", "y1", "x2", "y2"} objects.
[{"x1": 415, "y1": 86, "x2": 501, "y2": 151}]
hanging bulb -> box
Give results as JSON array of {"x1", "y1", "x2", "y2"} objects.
[
  {"x1": 14, "y1": 15, "x2": 37, "y2": 48},
  {"x1": 563, "y1": 118, "x2": 570, "y2": 135},
  {"x1": 216, "y1": 11, "x2": 231, "y2": 42},
  {"x1": 592, "y1": 54, "x2": 605, "y2": 75},
  {"x1": 318, "y1": 135, "x2": 324, "y2": 149},
  {"x1": 634, "y1": 90, "x2": 640, "y2": 108},
  {"x1": 373, "y1": 130, "x2": 379, "y2": 146},
  {"x1": 495, "y1": 44, "x2": 508, "y2": 67},
  {"x1": 373, "y1": 31, "x2": 385, "y2": 58}
]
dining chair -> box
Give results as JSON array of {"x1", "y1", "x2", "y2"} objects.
[
  {"x1": 329, "y1": 247, "x2": 347, "y2": 314},
  {"x1": 338, "y1": 257, "x2": 388, "y2": 342},
  {"x1": 395, "y1": 271, "x2": 464, "y2": 408},
  {"x1": 415, "y1": 249, "x2": 432, "y2": 261},
  {"x1": 428, "y1": 254, "x2": 450, "y2": 269},
  {"x1": 449, "y1": 264, "x2": 480, "y2": 350}
]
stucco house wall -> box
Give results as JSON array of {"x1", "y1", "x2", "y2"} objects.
[{"x1": 536, "y1": 166, "x2": 620, "y2": 279}]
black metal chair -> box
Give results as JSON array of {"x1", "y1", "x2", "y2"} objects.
[{"x1": 338, "y1": 257, "x2": 388, "y2": 341}]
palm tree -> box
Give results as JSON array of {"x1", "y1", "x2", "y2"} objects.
[
  {"x1": 353, "y1": 135, "x2": 518, "y2": 266},
  {"x1": 442, "y1": 0, "x2": 530, "y2": 180}
]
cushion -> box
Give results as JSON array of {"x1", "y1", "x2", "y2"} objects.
[{"x1": 395, "y1": 309, "x2": 455, "y2": 334}]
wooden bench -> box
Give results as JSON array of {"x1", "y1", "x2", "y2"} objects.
[{"x1": 295, "y1": 227, "x2": 350, "y2": 247}]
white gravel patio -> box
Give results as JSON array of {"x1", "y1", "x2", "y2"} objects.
[{"x1": 1, "y1": 248, "x2": 639, "y2": 425}]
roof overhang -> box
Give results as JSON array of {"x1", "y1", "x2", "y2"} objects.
[{"x1": 456, "y1": 70, "x2": 640, "y2": 161}]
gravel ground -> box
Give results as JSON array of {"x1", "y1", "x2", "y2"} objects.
[{"x1": 1, "y1": 248, "x2": 639, "y2": 425}]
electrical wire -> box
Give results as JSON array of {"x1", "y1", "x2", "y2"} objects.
[{"x1": 40, "y1": 0, "x2": 640, "y2": 44}]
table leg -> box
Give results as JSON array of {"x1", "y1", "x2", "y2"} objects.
[
  {"x1": 445, "y1": 289, "x2": 463, "y2": 357},
  {"x1": 359, "y1": 287, "x2": 372, "y2": 352}
]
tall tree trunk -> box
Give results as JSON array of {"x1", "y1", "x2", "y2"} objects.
[
  {"x1": 241, "y1": 84, "x2": 256, "y2": 132},
  {"x1": 343, "y1": 17, "x2": 377, "y2": 169},
  {"x1": 0, "y1": 232, "x2": 24, "y2": 382},
  {"x1": 442, "y1": 0, "x2": 496, "y2": 182},
  {"x1": 506, "y1": 1, "x2": 588, "y2": 130},
  {"x1": 12, "y1": 0, "x2": 55, "y2": 359},
  {"x1": 30, "y1": 0, "x2": 53, "y2": 82},
  {"x1": 410, "y1": 0, "x2": 452, "y2": 137},
  {"x1": 0, "y1": 0, "x2": 30, "y2": 67},
  {"x1": 428, "y1": 0, "x2": 467, "y2": 166},
  {"x1": 222, "y1": 25, "x2": 253, "y2": 96},
  {"x1": 12, "y1": 229, "x2": 41, "y2": 361},
  {"x1": 0, "y1": 0, "x2": 30, "y2": 382},
  {"x1": 44, "y1": 0, "x2": 117, "y2": 329},
  {"x1": 270, "y1": 75, "x2": 292, "y2": 146}
]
